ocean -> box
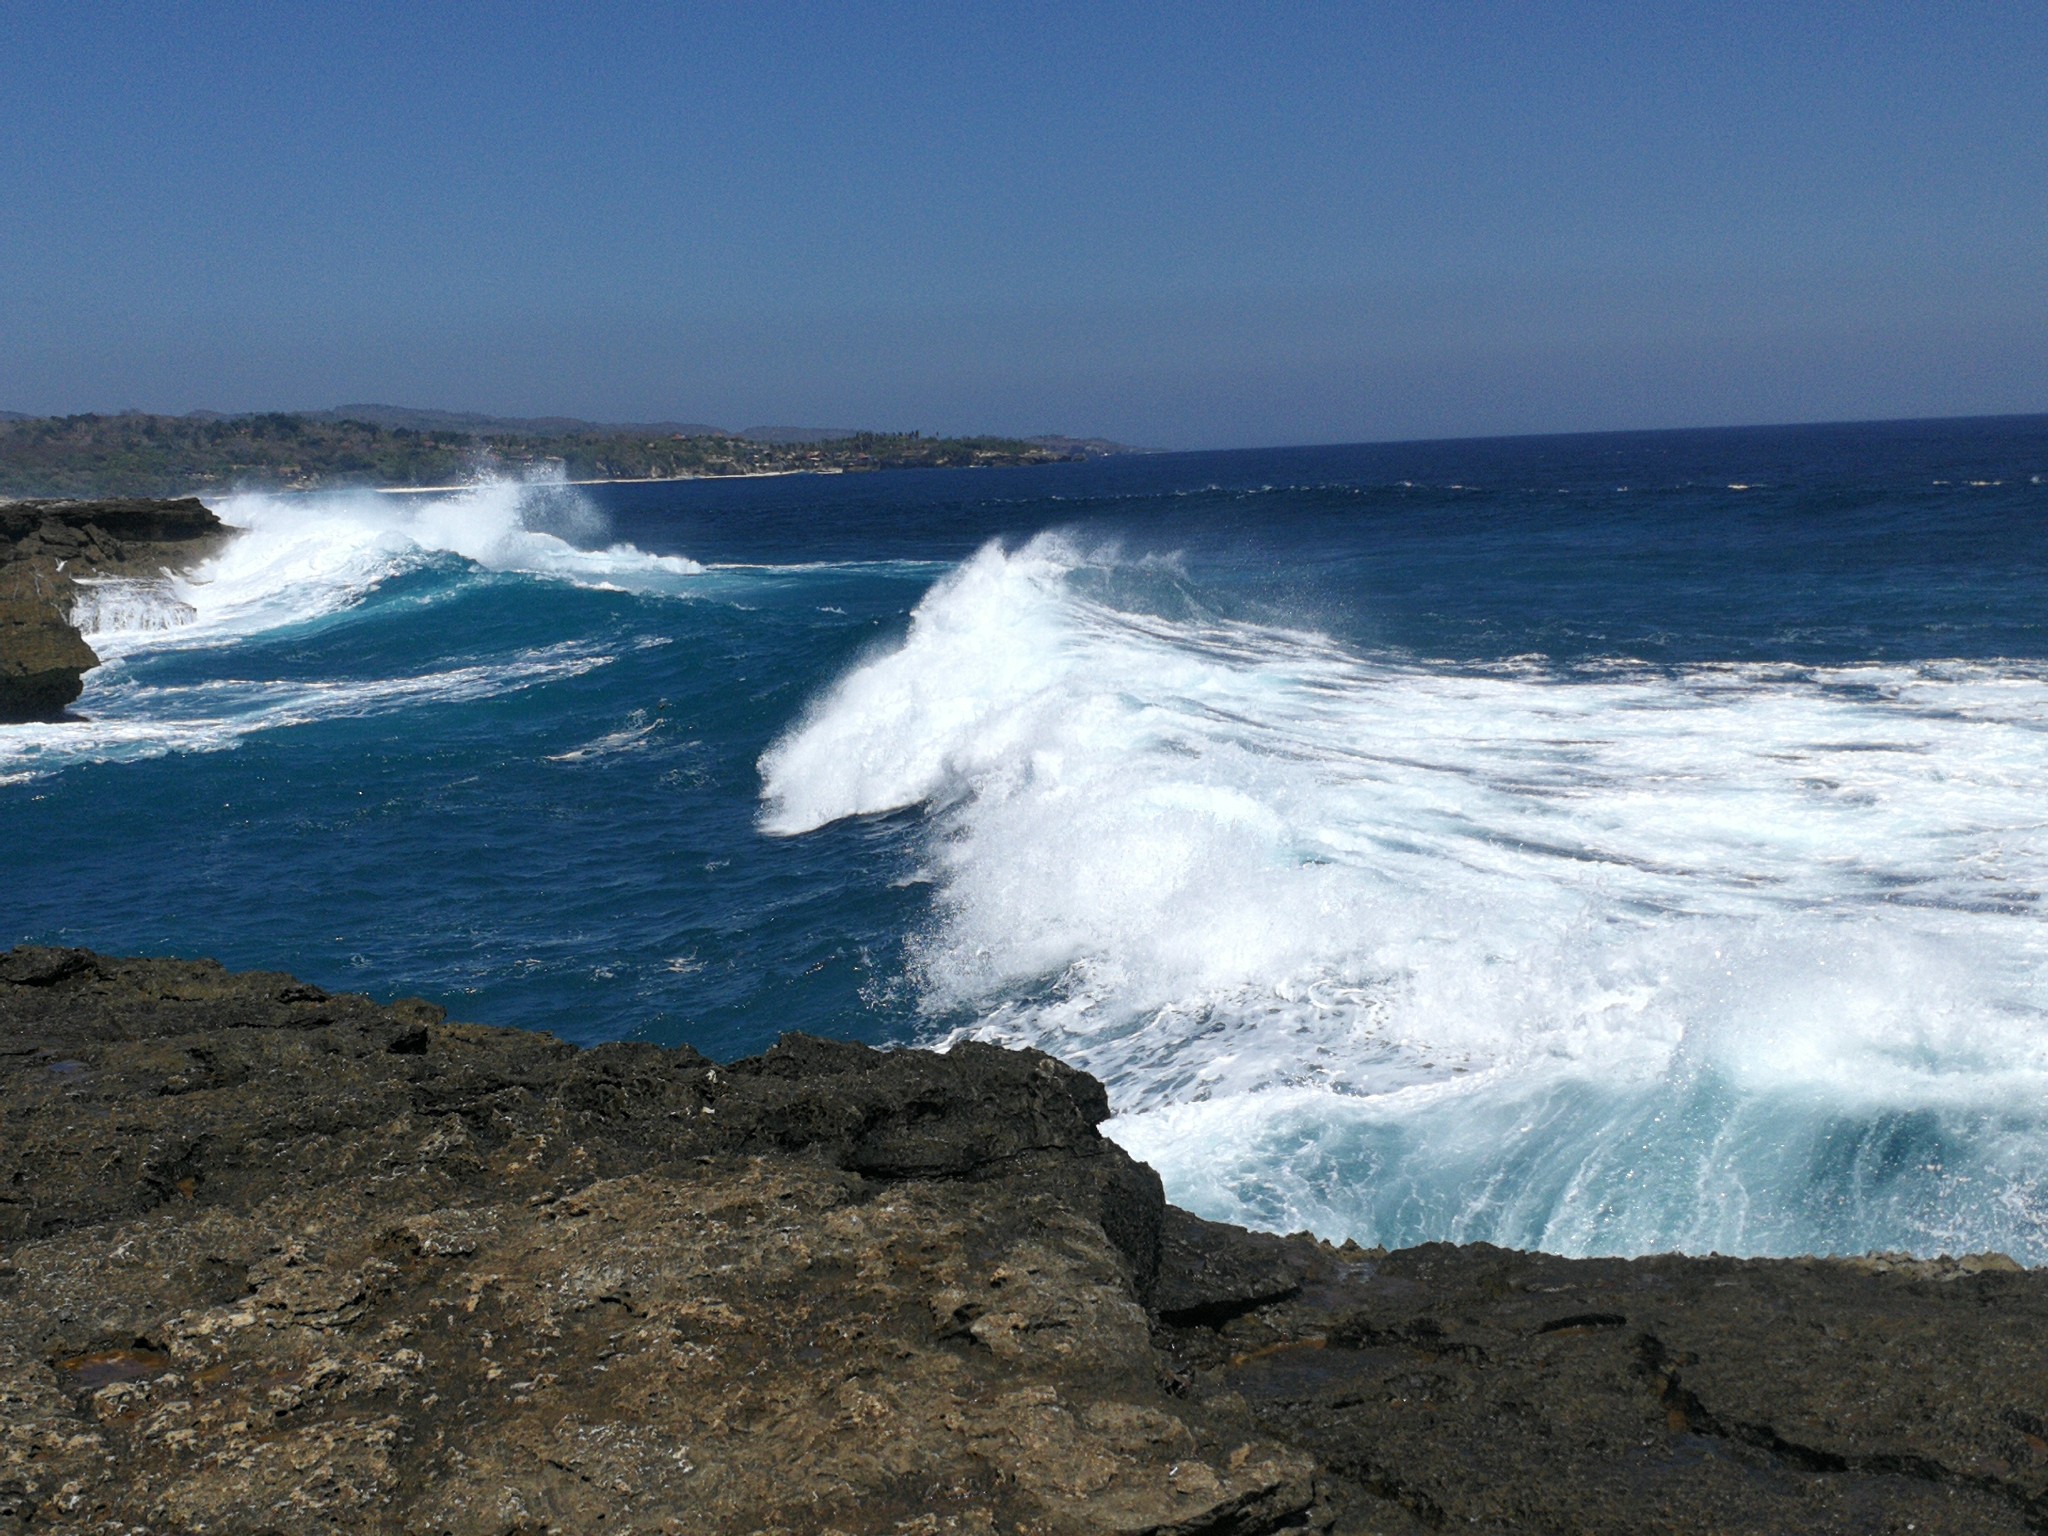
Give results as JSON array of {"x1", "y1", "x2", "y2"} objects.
[{"x1": 7, "y1": 415, "x2": 2048, "y2": 1262}]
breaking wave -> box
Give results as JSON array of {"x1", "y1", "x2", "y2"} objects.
[
  {"x1": 75, "y1": 472, "x2": 704, "y2": 657},
  {"x1": 761, "y1": 533, "x2": 2048, "y2": 1261},
  {"x1": 5, "y1": 474, "x2": 701, "y2": 780}
]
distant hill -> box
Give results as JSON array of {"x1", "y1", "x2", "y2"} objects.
[
  {"x1": 311, "y1": 410, "x2": 1135, "y2": 455},
  {"x1": 1026, "y1": 435, "x2": 1130, "y2": 458},
  {"x1": 0, "y1": 411, "x2": 1128, "y2": 497},
  {"x1": 309, "y1": 404, "x2": 728, "y2": 439},
  {"x1": 736, "y1": 426, "x2": 862, "y2": 445},
  {"x1": 0, "y1": 406, "x2": 1136, "y2": 455}
]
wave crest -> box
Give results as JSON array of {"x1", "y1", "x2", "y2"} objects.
[
  {"x1": 80, "y1": 471, "x2": 702, "y2": 657},
  {"x1": 760, "y1": 533, "x2": 2048, "y2": 1261}
]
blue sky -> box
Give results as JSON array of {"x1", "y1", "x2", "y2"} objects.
[{"x1": 2, "y1": 2, "x2": 2042, "y2": 447}]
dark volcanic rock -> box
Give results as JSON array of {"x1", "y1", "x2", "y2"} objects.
[
  {"x1": 0, "y1": 579, "x2": 99, "y2": 721},
  {"x1": 0, "y1": 949, "x2": 1306, "y2": 1534},
  {"x1": 1154, "y1": 1207, "x2": 1319, "y2": 1327},
  {"x1": 1164, "y1": 1240, "x2": 2048, "y2": 1533},
  {"x1": 4, "y1": 947, "x2": 2047, "y2": 1534},
  {"x1": 0, "y1": 498, "x2": 225, "y2": 551},
  {"x1": 0, "y1": 497, "x2": 228, "y2": 721}
]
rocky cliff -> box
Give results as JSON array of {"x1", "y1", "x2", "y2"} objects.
[
  {"x1": 3, "y1": 947, "x2": 2045, "y2": 1534},
  {"x1": 0, "y1": 499, "x2": 229, "y2": 721}
]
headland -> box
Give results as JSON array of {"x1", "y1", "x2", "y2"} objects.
[
  {"x1": 0, "y1": 498, "x2": 229, "y2": 721},
  {"x1": 0, "y1": 413, "x2": 1126, "y2": 500}
]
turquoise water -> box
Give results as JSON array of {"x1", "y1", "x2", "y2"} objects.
[{"x1": 8, "y1": 415, "x2": 2048, "y2": 1260}]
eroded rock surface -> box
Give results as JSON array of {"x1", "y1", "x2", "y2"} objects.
[
  {"x1": 0, "y1": 949, "x2": 1307, "y2": 1534},
  {"x1": 0, "y1": 499, "x2": 228, "y2": 720},
  {"x1": 4, "y1": 947, "x2": 2047, "y2": 1533},
  {"x1": 1167, "y1": 1235, "x2": 2048, "y2": 1534}
]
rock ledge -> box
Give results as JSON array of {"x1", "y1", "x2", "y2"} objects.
[
  {"x1": 5, "y1": 947, "x2": 2047, "y2": 1534},
  {"x1": 0, "y1": 499, "x2": 229, "y2": 721}
]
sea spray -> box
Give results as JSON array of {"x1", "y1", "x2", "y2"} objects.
[
  {"x1": 13, "y1": 420, "x2": 2048, "y2": 1259},
  {"x1": 760, "y1": 532, "x2": 2048, "y2": 1259},
  {"x1": 117, "y1": 472, "x2": 704, "y2": 653},
  {"x1": 9, "y1": 472, "x2": 704, "y2": 779}
]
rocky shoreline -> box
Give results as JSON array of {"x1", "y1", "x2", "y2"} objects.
[
  {"x1": 0, "y1": 499, "x2": 229, "y2": 721},
  {"x1": 4, "y1": 948, "x2": 2046, "y2": 1532}
]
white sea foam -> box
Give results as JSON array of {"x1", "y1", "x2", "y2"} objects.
[
  {"x1": 761, "y1": 533, "x2": 2048, "y2": 1260},
  {"x1": 3, "y1": 474, "x2": 696, "y2": 779},
  {"x1": 547, "y1": 709, "x2": 666, "y2": 763},
  {"x1": 75, "y1": 472, "x2": 703, "y2": 658},
  {"x1": 0, "y1": 641, "x2": 617, "y2": 778}
]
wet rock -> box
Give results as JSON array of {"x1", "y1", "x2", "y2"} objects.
[
  {"x1": 0, "y1": 498, "x2": 228, "y2": 721},
  {"x1": 0, "y1": 578, "x2": 98, "y2": 720},
  {"x1": 6, "y1": 947, "x2": 2048, "y2": 1533}
]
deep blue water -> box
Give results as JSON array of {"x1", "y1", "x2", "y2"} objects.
[{"x1": 8, "y1": 414, "x2": 2048, "y2": 1260}]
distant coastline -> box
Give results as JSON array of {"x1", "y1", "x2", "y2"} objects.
[
  {"x1": 370, "y1": 467, "x2": 826, "y2": 494},
  {"x1": 0, "y1": 407, "x2": 1132, "y2": 500}
]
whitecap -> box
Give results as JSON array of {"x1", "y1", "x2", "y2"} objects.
[
  {"x1": 761, "y1": 532, "x2": 2048, "y2": 1261},
  {"x1": 2, "y1": 471, "x2": 704, "y2": 778},
  {"x1": 78, "y1": 469, "x2": 704, "y2": 660},
  {"x1": 547, "y1": 711, "x2": 664, "y2": 763},
  {"x1": 0, "y1": 642, "x2": 617, "y2": 780}
]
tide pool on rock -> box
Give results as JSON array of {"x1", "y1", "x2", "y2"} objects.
[{"x1": 5, "y1": 417, "x2": 2048, "y2": 1263}]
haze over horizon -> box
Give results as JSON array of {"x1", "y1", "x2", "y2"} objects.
[{"x1": 4, "y1": 3, "x2": 2042, "y2": 450}]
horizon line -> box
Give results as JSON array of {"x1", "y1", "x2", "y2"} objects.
[{"x1": 3, "y1": 403, "x2": 2044, "y2": 459}]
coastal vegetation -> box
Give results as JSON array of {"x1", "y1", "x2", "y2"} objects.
[{"x1": 0, "y1": 411, "x2": 1114, "y2": 498}]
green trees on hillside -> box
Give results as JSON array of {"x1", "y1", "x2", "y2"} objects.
[{"x1": 0, "y1": 414, "x2": 1085, "y2": 497}]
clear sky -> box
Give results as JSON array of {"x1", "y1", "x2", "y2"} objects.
[{"x1": 3, "y1": 2, "x2": 2042, "y2": 448}]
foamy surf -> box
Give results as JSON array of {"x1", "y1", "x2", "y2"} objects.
[
  {"x1": 761, "y1": 533, "x2": 2048, "y2": 1261},
  {"x1": 0, "y1": 642, "x2": 618, "y2": 780},
  {"x1": 5, "y1": 473, "x2": 705, "y2": 780},
  {"x1": 75, "y1": 471, "x2": 704, "y2": 659}
]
